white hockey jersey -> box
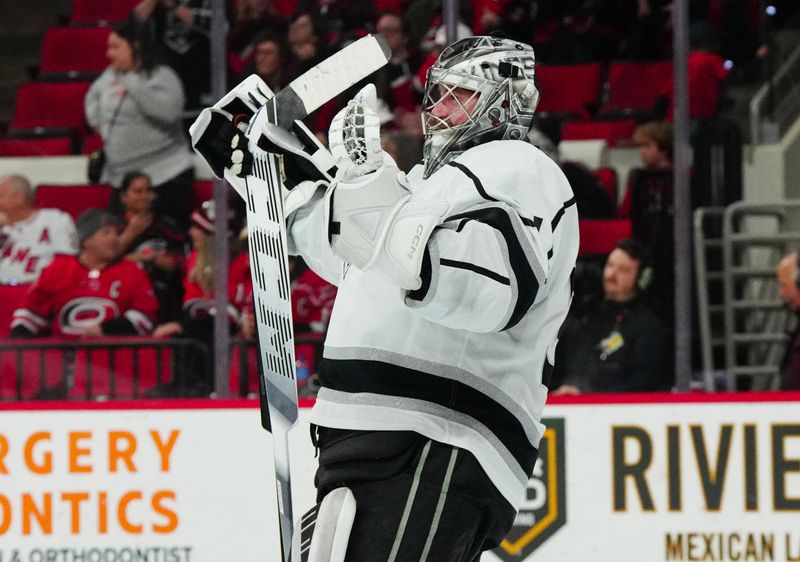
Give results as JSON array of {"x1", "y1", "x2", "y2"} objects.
[
  {"x1": 289, "y1": 140, "x2": 579, "y2": 509},
  {"x1": 0, "y1": 209, "x2": 78, "y2": 285}
]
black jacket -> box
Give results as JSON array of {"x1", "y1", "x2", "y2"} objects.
[{"x1": 554, "y1": 297, "x2": 667, "y2": 393}]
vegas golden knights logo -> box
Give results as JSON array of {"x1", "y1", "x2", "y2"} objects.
[{"x1": 493, "y1": 418, "x2": 567, "y2": 560}]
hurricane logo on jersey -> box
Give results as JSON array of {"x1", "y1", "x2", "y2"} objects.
[
  {"x1": 59, "y1": 297, "x2": 120, "y2": 335},
  {"x1": 493, "y1": 418, "x2": 567, "y2": 560}
]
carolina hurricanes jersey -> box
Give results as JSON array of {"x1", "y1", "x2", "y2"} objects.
[
  {"x1": 0, "y1": 209, "x2": 77, "y2": 285},
  {"x1": 288, "y1": 140, "x2": 579, "y2": 510},
  {"x1": 11, "y1": 255, "x2": 158, "y2": 338},
  {"x1": 182, "y1": 250, "x2": 251, "y2": 324}
]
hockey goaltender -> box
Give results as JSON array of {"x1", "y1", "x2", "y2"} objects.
[{"x1": 192, "y1": 35, "x2": 578, "y2": 561}]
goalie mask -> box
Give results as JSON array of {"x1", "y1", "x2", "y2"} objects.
[{"x1": 421, "y1": 36, "x2": 539, "y2": 179}]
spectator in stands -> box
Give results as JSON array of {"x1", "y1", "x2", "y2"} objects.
[
  {"x1": 236, "y1": 31, "x2": 287, "y2": 92},
  {"x1": 0, "y1": 175, "x2": 77, "y2": 286},
  {"x1": 85, "y1": 20, "x2": 195, "y2": 231},
  {"x1": 150, "y1": 200, "x2": 249, "y2": 396},
  {"x1": 9, "y1": 208, "x2": 158, "y2": 339},
  {"x1": 634, "y1": 120, "x2": 673, "y2": 170},
  {"x1": 552, "y1": 238, "x2": 667, "y2": 394},
  {"x1": 375, "y1": 12, "x2": 418, "y2": 112},
  {"x1": 661, "y1": 22, "x2": 729, "y2": 121},
  {"x1": 133, "y1": 0, "x2": 211, "y2": 110},
  {"x1": 619, "y1": 120, "x2": 674, "y2": 216},
  {"x1": 227, "y1": 0, "x2": 288, "y2": 76},
  {"x1": 112, "y1": 171, "x2": 187, "y2": 323},
  {"x1": 776, "y1": 251, "x2": 800, "y2": 390},
  {"x1": 686, "y1": 21, "x2": 729, "y2": 120}
]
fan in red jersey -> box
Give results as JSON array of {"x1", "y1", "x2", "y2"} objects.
[{"x1": 9, "y1": 208, "x2": 158, "y2": 338}]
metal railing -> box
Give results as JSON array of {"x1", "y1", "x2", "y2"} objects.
[
  {"x1": 694, "y1": 200, "x2": 800, "y2": 390},
  {"x1": 750, "y1": 42, "x2": 800, "y2": 146},
  {"x1": 0, "y1": 337, "x2": 209, "y2": 401}
]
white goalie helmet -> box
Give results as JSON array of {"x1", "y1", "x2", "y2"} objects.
[{"x1": 422, "y1": 36, "x2": 540, "y2": 178}]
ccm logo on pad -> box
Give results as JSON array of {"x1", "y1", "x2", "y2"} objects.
[{"x1": 407, "y1": 224, "x2": 424, "y2": 260}]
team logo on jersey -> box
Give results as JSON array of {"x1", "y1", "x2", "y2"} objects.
[
  {"x1": 493, "y1": 418, "x2": 567, "y2": 561},
  {"x1": 59, "y1": 297, "x2": 120, "y2": 335}
]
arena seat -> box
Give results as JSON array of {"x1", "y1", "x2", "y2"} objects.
[
  {"x1": 0, "y1": 339, "x2": 67, "y2": 400},
  {"x1": 0, "y1": 137, "x2": 73, "y2": 156},
  {"x1": 0, "y1": 285, "x2": 30, "y2": 338},
  {"x1": 39, "y1": 27, "x2": 112, "y2": 79},
  {"x1": 9, "y1": 81, "x2": 91, "y2": 136},
  {"x1": 535, "y1": 63, "x2": 602, "y2": 118},
  {"x1": 599, "y1": 60, "x2": 673, "y2": 117},
  {"x1": 69, "y1": 0, "x2": 139, "y2": 25},
  {"x1": 81, "y1": 134, "x2": 103, "y2": 154},
  {"x1": 561, "y1": 119, "x2": 637, "y2": 147},
  {"x1": 578, "y1": 219, "x2": 632, "y2": 255},
  {"x1": 594, "y1": 167, "x2": 619, "y2": 207},
  {"x1": 35, "y1": 184, "x2": 113, "y2": 220},
  {"x1": 69, "y1": 343, "x2": 173, "y2": 399}
]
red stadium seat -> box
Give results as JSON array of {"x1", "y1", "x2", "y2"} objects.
[
  {"x1": 69, "y1": 343, "x2": 172, "y2": 399},
  {"x1": 535, "y1": 63, "x2": 602, "y2": 118},
  {"x1": 81, "y1": 134, "x2": 104, "y2": 154},
  {"x1": 0, "y1": 137, "x2": 73, "y2": 156},
  {"x1": 561, "y1": 119, "x2": 637, "y2": 147},
  {"x1": 0, "y1": 339, "x2": 172, "y2": 400},
  {"x1": 35, "y1": 184, "x2": 113, "y2": 220},
  {"x1": 578, "y1": 219, "x2": 632, "y2": 255},
  {"x1": 0, "y1": 339, "x2": 67, "y2": 400},
  {"x1": 600, "y1": 60, "x2": 673, "y2": 116},
  {"x1": 595, "y1": 167, "x2": 619, "y2": 207},
  {"x1": 70, "y1": 0, "x2": 139, "y2": 25},
  {"x1": 10, "y1": 81, "x2": 91, "y2": 135},
  {"x1": 39, "y1": 27, "x2": 112, "y2": 78},
  {"x1": 0, "y1": 285, "x2": 30, "y2": 338}
]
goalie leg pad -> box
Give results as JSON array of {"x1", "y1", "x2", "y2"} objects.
[{"x1": 291, "y1": 487, "x2": 356, "y2": 562}]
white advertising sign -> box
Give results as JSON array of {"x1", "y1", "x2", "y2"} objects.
[{"x1": 1, "y1": 393, "x2": 799, "y2": 562}]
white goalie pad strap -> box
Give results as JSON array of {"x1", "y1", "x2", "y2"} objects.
[
  {"x1": 291, "y1": 487, "x2": 356, "y2": 562},
  {"x1": 285, "y1": 180, "x2": 326, "y2": 218},
  {"x1": 324, "y1": 163, "x2": 450, "y2": 290}
]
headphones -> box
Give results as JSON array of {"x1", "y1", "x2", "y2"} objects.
[{"x1": 637, "y1": 264, "x2": 654, "y2": 292}]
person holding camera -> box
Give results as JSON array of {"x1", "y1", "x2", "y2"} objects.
[{"x1": 84, "y1": 20, "x2": 194, "y2": 230}]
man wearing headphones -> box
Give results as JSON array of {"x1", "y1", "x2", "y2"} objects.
[
  {"x1": 552, "y1": 238, "x2": 668, "y2": 394},
  {"x1": 776, "y1": 251, "x2": 800, "y2": 390}
]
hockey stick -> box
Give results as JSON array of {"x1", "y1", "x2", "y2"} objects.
[{"x1": 232, "y1": 34, "x2": 390, "y2": 562}]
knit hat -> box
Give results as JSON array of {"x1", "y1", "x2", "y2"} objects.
[
  {"x1": 191, "y1": 199, "x2": 235, "y2": 235},
  {"x1": 76, "y1": 208, "x2": 117, "y2": 244}
]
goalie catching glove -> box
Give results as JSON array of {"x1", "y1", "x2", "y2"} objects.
[{"x1": 325, "y1": 84, "x2": 449, "y2": 290}]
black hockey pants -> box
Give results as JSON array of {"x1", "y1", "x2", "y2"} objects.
[{"x1": 311, "y1": 427, "x2": 518, "y2": 562}]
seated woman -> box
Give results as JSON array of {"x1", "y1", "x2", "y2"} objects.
[{"x1": 112, "y1": 171, "x2": 186, "y2": 323}]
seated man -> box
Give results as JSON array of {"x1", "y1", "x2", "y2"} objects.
[
  {"x1": 0, "y1": 175, "x2": 77, "y2": 285},
  {"x1": 553, "y1": 238, "x2": 667, "y2": 394},
  {"x1": 776, "y1": 251, "x2": 800, "y2": 390},
  {"x1": 10, "y1": 208, "x2": 158, "y2": 338}
]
